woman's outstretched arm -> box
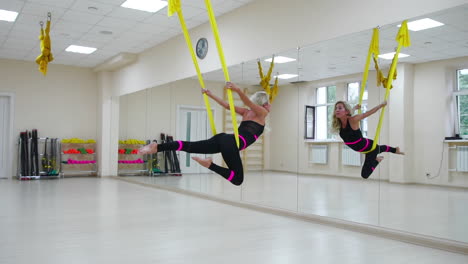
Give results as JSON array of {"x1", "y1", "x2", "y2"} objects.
[
  {"x1": 352, "y1": 101, "x2": 387, "y2": 122},
  {"x1": 226, "y1": 82, "x2": 267, "y2": 118},
  {"x1": 202, "y1": 88, "x2": 247, "y2": 115}
]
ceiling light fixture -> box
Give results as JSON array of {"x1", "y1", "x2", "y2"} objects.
[
  {"x1": 398, "y1": 18, "x2": 444, "y2": 31},
  {"x1": 378, "y1": 52, "x2": 410, "y2": 60},
  {"x1": 275, "y1": 74, "x2": 298, "y2": 79},
  {"x1": 264, "y1": 56, "x2": 296, "y2": 64},
  {"x1": 66, "y1": 45, "x2": 97, "y2": 54},
  {"x1": 121, "y1": 0, "x2": 168, "y2": 13},
  {"x1": 0, "y1": 9, "x2": 19, "y2": 22}
]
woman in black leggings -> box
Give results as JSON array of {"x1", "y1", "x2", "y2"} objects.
[
  {"x1": 332, "y1": 100, "x2": 404, "y2": 179},
  {"x1": 139, "y1": 82, "x2": 270, "y2": 186}
]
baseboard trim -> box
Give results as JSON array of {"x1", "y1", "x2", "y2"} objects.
[{"x1": 111, "y1": 176, "x2": 468, "y2": 255}]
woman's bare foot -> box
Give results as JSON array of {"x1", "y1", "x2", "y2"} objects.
[
  {"x1": 138, "y1": 142, "x2": 158, "y2": 154},
  {"x1": 395, "y1": 147, "x2": 405, "y2": 155},
  {"x1": 376, "y1": 156, "x2": 384, "y2": 163},
  {"x1": 192, "y1": 157, "x2": 213, "y2": 168}
]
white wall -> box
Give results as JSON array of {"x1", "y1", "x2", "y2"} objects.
[
  {"x1": 413, "y1": 56, "x2": 468, "y2": 187},
  {"x1": 0, "y1": 59, "x2": 98, "y2": 177},
  {"x1": 267, "y1": 83, "x2": 299, "y2": 172}
]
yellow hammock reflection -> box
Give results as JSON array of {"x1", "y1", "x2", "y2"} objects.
[{"x1": 358, "y1": 21, "x2": 411, "y2": 154}]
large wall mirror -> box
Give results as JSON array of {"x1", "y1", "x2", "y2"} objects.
[{"x1": 118, "y1": 4, "x2": 468, "y2": 245}]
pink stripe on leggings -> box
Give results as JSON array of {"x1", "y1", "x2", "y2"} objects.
[
  {"x1": 386, "y1": 145, "x2": 390, "y2": 152},
  {"x1": 371, "y1": 167, "x2": 375, "y2": 171},
  {"x1": 177, "y1": 140, "x2": 183, "y2": 151},
  {"x1": 227, "y1": 171, "x2": 235, "y2": 181},
  {"x1": 254, "y1": 135, "x2": 258, "y2": 140},
  {"x1": 358, "y1": 138, "x2": 370, "y2": 152},
  {"x1": 239, "y1": 135, "x2": 247, "y2": 150},
  {"x1": 345, "y1": 138, "x2": 362, "y2": 145}
]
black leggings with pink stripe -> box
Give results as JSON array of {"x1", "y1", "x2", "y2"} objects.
[
  {"x1": 344, "y1": 137, "x2": 396, "y2": 179},
  {"x1": 157, "y1": 132, "x2": 258, "y2": 186}
]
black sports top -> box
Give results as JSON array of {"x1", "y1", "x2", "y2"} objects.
[
  {"x1": 339, "y1": 119, "x2": 363, "y2": 143},
  {"x1": 238, "y1": 120, "x2": 265, "y2": 137}
]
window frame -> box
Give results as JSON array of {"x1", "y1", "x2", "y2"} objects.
[
  {"x1": 347, "y1": 81, "x2": 368, "y2": 137},
  {"x1": 315, "y1": 85, "x2": 336, "y2": 140},
  {"x1": 454, "y1": 68, "x2": 468, "y2": 138},
  {"x1": 304, "y1": 105, "x2": 315, "y2": 139}
]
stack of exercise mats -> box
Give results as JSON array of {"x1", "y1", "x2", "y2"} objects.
[
  {"x1": 17, "y1": 129, "x2": 60, "y2": 180},
  {"x1": 118, "y1": 139, "x2": 148, "y2": 176},
  {"x1": 60, "y1": 138, "x2": 97, "y2": 177},
  {"x1": 147, "y1": 139, "x2": 163, "y2": 176},
  {"x1": 153, "y1": 133, "x2": 181, "y2": 176}
]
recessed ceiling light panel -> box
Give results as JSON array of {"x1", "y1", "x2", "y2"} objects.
[
  {"x1": 398, "y1": 18, "x2": 444, "y2": 31},
  {"x1": 0, "y1": 9, "x2": 18, "y2": 22},
  {"x1": 121, "y1": 0, "x2": 168, "y2": 13},
  {"x1": 66, "y1": 45, "x2": 97, "y2": 54},
  {"x1": 275, "y1": 74, "x2": 298, "y2": 79},
  {"x1": 265, "y1": 56, "x2": 296, "y2": 64},
  {"x1": 378, "y1": 52, "x2": 410, "y2": 60}
]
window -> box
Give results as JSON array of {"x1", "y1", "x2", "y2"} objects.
[
  {"x1": 456, "y1": 69, "x2": 468, "y2": 137},
  {"x1": 347, "y1": 82, "x2": 368, "y2": 137},
  {"x1": 305, "y1": 106, "x2": 315, "y2": 139},
  {"x1": 316, "y1": 85, "x2": 336, "y2": 139}
]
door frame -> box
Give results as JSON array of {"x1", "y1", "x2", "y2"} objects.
[{"x1": 0, "y1": 92, "x2": 15, "y2": 179}]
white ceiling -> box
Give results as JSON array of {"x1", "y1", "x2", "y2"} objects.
[
  {"x1": 0, "y1": 1, "x2": 467, "y2": 85},
  {"x1": 202, "y1": 4, "x2": 468, "y2": 85},
  {"x1": 0, "y1": 0, "x2": 254, "y2": 68}
]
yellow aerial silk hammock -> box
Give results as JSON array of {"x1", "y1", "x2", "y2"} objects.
[
  {"x1": 257, "y1": 57, "x2": 279, "y2": 103},
  {"x1": 270, "y1": 76, "x2": 279, "y2": 103},
  {"x1": 203, "y1": 0, "x2": 240, "y2": 147},
  {"x1": 167, "y1": 0, "x2": 217, "y2": 135},
  {"x1": 36, "y1": 12, "x2": 53, "y2": 76},
  {"x1": 358, "y1": 21, "x2": 411, "y2": 154}
]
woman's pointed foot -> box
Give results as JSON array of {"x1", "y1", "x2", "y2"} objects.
[
  {"x1": 395, "y1": 147, "x2": 405, "y2": 155},
  {"x1": 138, "y1": 142, "x2": 158, "y2": 154},
  {"x1": 192, "y1": 156, "x2": 213, "y2": 168}
]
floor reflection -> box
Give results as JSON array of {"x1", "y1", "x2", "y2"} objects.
[{"x1": 121, "y1": 171, "x2": 468, "y2": 243}]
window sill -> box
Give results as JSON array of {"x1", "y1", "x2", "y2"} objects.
[
  {"x1": 444, "y1": 139, "x2": 468, "y2": 143},
  {"x1": 305, "y1": 139, "x2": 342, "y2": 143}
]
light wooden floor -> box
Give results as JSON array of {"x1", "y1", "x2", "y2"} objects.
[{"x1": 1, "y1": 177, "x2": 467, "y2": 263}]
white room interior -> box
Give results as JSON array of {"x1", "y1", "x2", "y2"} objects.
[{"x1": 1, "y1": 0, "x2": 468, "y2": 262}]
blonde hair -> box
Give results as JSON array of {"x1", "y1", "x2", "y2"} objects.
[
  {"x1": 250, "y1": 91, "x2": 269, "y2": 106},
  {"x1": 331, "y1": 100, "x2": 353, "y2": 133}
]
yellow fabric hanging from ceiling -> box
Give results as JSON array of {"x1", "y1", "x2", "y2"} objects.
[
  {"x1": 167, "y1": 0, "x2": 217, "y2": 135},
  {"x1": 270, "y1": 76, "x2": 279, "y2": 103},
  {"x1": 35, "y1": 17, "x2": 53, "y2": 76},
  {"x1": 204, "y1": 0, "x2": 239, "y2": 147}
]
